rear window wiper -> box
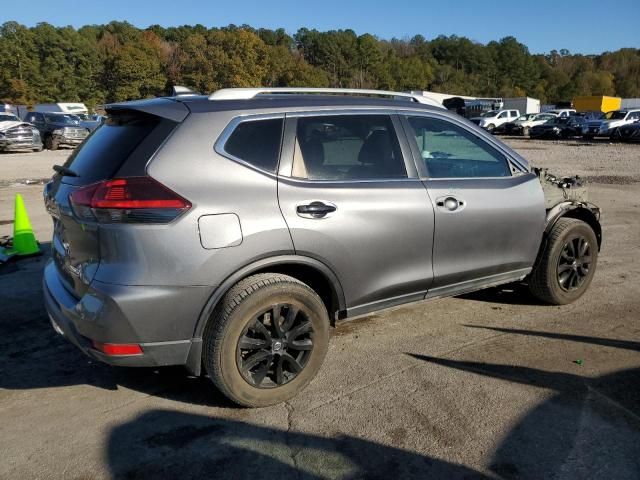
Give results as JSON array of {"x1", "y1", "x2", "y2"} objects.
[{"x1": 53, "y1": 165, "x2": 79, "y2": 177}]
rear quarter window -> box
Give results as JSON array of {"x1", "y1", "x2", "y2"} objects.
[
  {"x1": 223, "y1": 118, "x2": 284, "y2": 173},
  {"x1": 60, "y1": 113, "x2": 163, "y2": 185}
]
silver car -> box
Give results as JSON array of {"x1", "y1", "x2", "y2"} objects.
[{"x1": 43, "y1": 88, "x2": 602, "y2": 407}]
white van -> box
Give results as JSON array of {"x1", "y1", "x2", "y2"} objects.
[{"x1": 34, "y1": 103, "x2": 89, "y2": 117}]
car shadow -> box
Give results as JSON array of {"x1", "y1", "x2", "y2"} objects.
[
  {"x1": 0, "y1": 249, "x2": 235, "y2": 408},
  {"x1": 105, "y1": 409, "x2": 490, "y2": 479},
  {"x1": 457, "y1": 282, "x2": 546, "y2": 306},
  {"x1": 407, "y1": 328, "x2": 640, "y2": 479}
]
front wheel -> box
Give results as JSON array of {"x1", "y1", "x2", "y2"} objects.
[
  {"x1": 528, "y1": 218, "x2": 598, "y2": 305},
  {"x1": 486, "y1": 123, "x2": 496, "y2": 132},
  {"x1": 45, "y1": 136, "x2": 59, "y2": 150},
  {"x1": 203, "y1": 273, "x2": 330, "y2": 407}
]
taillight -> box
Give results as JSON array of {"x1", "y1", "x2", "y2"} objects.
[{"x1": 70, "y1": 177, "x2": 191, "y2": 224}]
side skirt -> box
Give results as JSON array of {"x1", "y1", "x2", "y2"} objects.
[{"x1": 342, "y1": 268, "x2": 531, "y2": 321}]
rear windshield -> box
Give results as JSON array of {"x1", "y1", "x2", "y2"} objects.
[{"x1": 60, "y1": 113, "x2": 161, "y2": 185}]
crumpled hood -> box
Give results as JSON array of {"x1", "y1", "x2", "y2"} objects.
[{"x1": 0, "y1": 121, "x2": 33, "y2": 132}]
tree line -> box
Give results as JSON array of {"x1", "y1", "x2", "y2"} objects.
[{"x1": 0, "y1": 20, "x2": 638, "y2": 108}]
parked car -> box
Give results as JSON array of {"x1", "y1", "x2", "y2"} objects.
[
  {"x1": 0, "y1": 113, "x2": 43, "y2": 152},
  {"x1": 546, "y1": 109, "x2": 576, "y2": 119},
  {"x1": 470, "y1": 109, "x2": 520, "y2": 131},
  {"x1": 499, "y1": 113, "x2": 556, "y2": 136},
  {"x1": 615, "y1": 121, "x2": 640, "y2": 142},
  {"x1": 531, "y1": 115, "x2": 589, "y2": 140},
  {"x1": 43, "y1": 87, "x2": 602, "y2": 407},
  {"x1": 582, "y1": 109, "x2": 640, "y2": 140},
  {"x1": 24, "y1": 112, "x2": 89, "y2": 150},
  {"x1": 73, "y1": 113, "x2": 104, "y2": 132}
]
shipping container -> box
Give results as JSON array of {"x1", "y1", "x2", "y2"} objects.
[
  {"x1": 502, "y1": 97, "x2": 540, "y2": 114},
  {"x1": 621, "y1": 98, "x2": 640, "y2": 109},
  {"x1": 572, "y1": 96, "x2": 621, "y2": 113}
]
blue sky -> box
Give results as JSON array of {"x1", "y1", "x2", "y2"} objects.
[{"x1": 2, "y1": 0, "x2": 639, "y2": 54}]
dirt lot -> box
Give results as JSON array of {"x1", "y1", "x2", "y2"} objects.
[{"x1": 1, "y1": 139, "x2": 639, "y2": 479}]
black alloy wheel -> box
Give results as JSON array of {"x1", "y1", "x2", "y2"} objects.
[
  {"x1": 236, "y1": 303, "x2": 314, "y2": 388},
  {"x1": 557, "y1": 235, "x2": 592, "y2": 292}
]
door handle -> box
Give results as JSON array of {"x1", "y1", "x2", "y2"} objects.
[
  {"x1": 435, "y1": 196, "x2": 465, "y2": 212},
  {"x1": 296, "y1": 201, "x2": 336, "y2": 218}
]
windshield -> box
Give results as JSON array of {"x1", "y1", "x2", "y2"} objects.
[
  {"x1": 480, "y1": 110, "x2": 499, "y2": 117},
  {"x1": 604, "y1": 111, "x2": 627, "y2": 120},
  {"x1": 44, "y1": 113, "x2": 80, "y2": 125},
  {"x1": 0, "y1": 114, "x2": 19, "y2": 121},
  {"x1": 517, "y1": 114, "x2": 536, "y2": 121}
]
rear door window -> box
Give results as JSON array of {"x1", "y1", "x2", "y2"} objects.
[
  {"x1": 60, "y1": 113, "x2": 162, "y2": 185},
  {"x1": 291, "y1": 114, "x2": 407, "y2": 181},
  {"x1": 223, "y1": 118, "x2": 284, "y2": 173}
]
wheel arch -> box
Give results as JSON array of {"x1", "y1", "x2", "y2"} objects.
[
  {"x1": 193, "y1": 255, "x2": 346, "y2": 340},
  {"x1": 533, "y1": 201, "x2": 602, "y2": 270}
]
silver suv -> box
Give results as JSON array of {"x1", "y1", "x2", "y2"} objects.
[{"x1": 43, "y1": 88, "x2": 602, "y2": 407}]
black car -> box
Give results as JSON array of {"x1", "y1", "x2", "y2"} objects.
[
  {"x1": 530, "y1": 116, "x2": 586, "y2": 139},
  {"x1": 615, "y1": 122, "x2": 640, "y2": 142},
  {"x1": 23, "y1": 112, "x2": 89, "y2": 150}
]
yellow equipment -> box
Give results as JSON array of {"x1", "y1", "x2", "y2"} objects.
[{"x1": 573, "y1": 96, "x2": 621, "y2": 113}]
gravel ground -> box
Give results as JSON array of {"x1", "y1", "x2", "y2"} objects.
[{"x1": 1, "y1": 139, "x2": 639, "y2": 479}]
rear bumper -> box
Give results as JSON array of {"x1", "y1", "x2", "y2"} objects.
[{"x1": 43, "y1": 260, "x2": 211, "y2": 369}]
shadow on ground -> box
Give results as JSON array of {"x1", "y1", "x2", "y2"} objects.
[
  {"x1": 408, "y1": 327, "x2": 640, "y2": 479},
  {"x1": 106, "y1": 410, "x2": 488, "y2": 479},
  {"x1": 458, "y1": 282, "x2": 546, "y2": 306}
]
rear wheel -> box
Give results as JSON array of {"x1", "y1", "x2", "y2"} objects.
[
  {"x1": 529, "y1": 218, "x2": 598, "y2": 305},
  {"x1": 203, "y1": 273, "x2": 330, "y2": 407}
]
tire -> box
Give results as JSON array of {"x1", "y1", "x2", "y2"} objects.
[
  {"x1": 529, "y1": 218, "x2": 598, "y2": 305},
  {"x1": 610, "y1": 128, "x2": 621, "y2": 142},
  {"x1": 486, "y1": 123, "x2": 495, "y2": 132},
  {"x1": 203, "y1": 273, "x2": 330, "y2": 407},
  {"x1": 45, "y1": 136, "x2": 59, "y2": 150}
]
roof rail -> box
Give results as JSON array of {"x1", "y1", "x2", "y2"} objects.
[
  {"x1": 208, "y1": 87, "x2": 444, "y2": 108},
  {"x1": 171, "y1": 85, "x2": 200, "y2": 97}
]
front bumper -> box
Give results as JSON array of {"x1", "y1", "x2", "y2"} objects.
[
  {"x1": 43, "y1": 260, "x2": 209, "y2": 368},
  {"x1": 0, "y1": 138, "x2": 42, "y2": 151},
  {"x1": 54, "y1": 134, "x2": 86, "y2": 147},
  {"x1": 583, "y1": 126, "x2": 613, "y2": 137}
]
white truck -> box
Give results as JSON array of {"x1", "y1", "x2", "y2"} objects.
[{"x1": 470, "y1": 109, "x2": 520, "y2": 131}]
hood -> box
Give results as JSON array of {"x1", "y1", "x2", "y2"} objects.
[
  {"x1": 588, "y1": 119, "x2": 624, "y2": 128},
  {"x1": 0, "y1": 121, "x2": 34, "y2": 133}
]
